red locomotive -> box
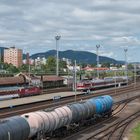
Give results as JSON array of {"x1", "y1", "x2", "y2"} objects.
[
  {"x1": 19, "y1": 86, "x2": 41, "y2": 97},
  {"x1": 0, "y1": 86, "x2": 41, "y2": 100}
]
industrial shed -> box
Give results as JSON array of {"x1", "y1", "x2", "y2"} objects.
[
  {"x1": 40, "y1": 75, "x2": 64, "y2": 89},
  {"x1": 0, "y1": 76, "x2": 26, "y2": 87},
  {"x1": 0, "y1": 74, "x2": 64, "y2": 89}
]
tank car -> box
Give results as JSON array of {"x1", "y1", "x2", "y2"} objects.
[
  {"x1": 0, "y1": 116, "x2": 30, "y2": 140},
  {"x1": 21, "y1": 106, "x2": 73, "y2": 138},
  {"x1": 21, "y1": 95, "x2": 113, "y2": 139},
  {"x1": 0, "y1": 95, "x2": 113, "y2": 140}
]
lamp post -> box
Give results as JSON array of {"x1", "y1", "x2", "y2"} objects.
[
  {"x1": 124, "y1": 48, "x2": 128, "y2": 84},
  {"x1": 134, "y1": 63, "x2": 137, "y2": 88},
  {"x1": 114, "y1": 70, "x2": 117, "y2": 94},
  {"x1": 74, "y1": 60, "x2": 77, "y2": 102},
  {"x1": 55, "y1": 35, "x2": 61, "y2": 76},
  {"x1": 96, "y1": 45, "x2": 100, "y2": 79}
]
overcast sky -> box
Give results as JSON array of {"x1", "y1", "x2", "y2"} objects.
[{"x1": 0, "y1": 0, "x2": 140, "y2": 62}]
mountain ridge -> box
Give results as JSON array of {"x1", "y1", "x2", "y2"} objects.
[
  {"x1": 30, "y1": 49, "x2": 124, "y2": 64},
  {"x1": 0, "y1": 47, "x2": 124, "y2": 64}
]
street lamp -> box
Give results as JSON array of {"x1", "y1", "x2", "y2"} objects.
[
  {"x1": 55, "y1": 35, "x2": 61, "y2": 76},
  {"x1": 96, "y1": 45, "x2": 100, "y2": 79},
  {"x1": 114, "y1": 70, "x2": 117, "y2": 94},
  {"x1": 134, "y1": 63, "x2": 137, "y2": 88},
  {"x1": 124, "y1": 48, "x2": 128, "y2": 83},
  {"x1": 74, "y1": 60, "x2": 77, "y2": 102}
]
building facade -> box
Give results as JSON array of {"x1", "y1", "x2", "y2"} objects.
[{"x1": 4, "y1": 47, "x2": 23, "y2": 67}]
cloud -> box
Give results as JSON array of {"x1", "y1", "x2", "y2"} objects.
[
  {"x1": 100, "y1": 51, "x2": 114, "y2": 58},
  {"x1": 72, "y1": 8, "x2": 94, "y2": 20},
  {"x1": 0, "y1": 0, "x2": 140, "y2": 61}
]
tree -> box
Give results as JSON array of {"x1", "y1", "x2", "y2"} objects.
[
  {"x1": 59, "y1": 60, "x2": 67, "y2": 69},
  {"x1": 46, "y1": 56, "x2": 56, "y2": 74},
  {"x1": 127, "y1": 64, "x2": 134, "y2": 70},
  {"x1": 19, "y1": 64, "x2": 29, "y2": 72},
  {"x1": 101, "y1": 62, "x2": 110, "y2": 68},
  {"x1": 7, "y1": 64, "x2": 19, "y2": 73}
]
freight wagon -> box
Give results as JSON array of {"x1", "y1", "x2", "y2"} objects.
[{"x1": 0, "y1": 95, "x2": 113, "y2": 140}]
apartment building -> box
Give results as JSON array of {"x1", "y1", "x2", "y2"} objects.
[{"x1": 4, "y1": 47, "x2": 23, "y2": 67}]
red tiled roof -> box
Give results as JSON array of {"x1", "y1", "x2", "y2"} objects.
[
  {"x1": 82, "y1": 66, "x2": 94, "y2": 71},
  {"x1": 82, "y1": 66, "x2": 109, "y2": 71},
  {"x1": 94, "y1": 67, "x2": 109, "y2": 70}
]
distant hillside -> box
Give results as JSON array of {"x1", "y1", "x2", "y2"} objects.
[
  {"x1": 0, "y1": 47, "x2": 124, "y2": 64},
  {"x1": 30, "y1": 50, "x2": 124, "y2": 64}
]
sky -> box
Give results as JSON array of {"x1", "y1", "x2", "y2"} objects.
[{"x1": 0, "y1": 0, "x2": 140, "y2": 62}]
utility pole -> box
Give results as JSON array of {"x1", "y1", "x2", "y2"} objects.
[
  {"x1": 96, "y1": 45, "x2": 100, "y2": 79},
  {"x1": 114, "y1": 70, "x2": 117, "y2": 94},
  {"x1": 134, "y1": 63, "x2": 137, "y2": 88},
  {"x1": 28, "y1": 54, "x2": 31, "y2": 86},
  {"x1": 74, "y1": 60, "x2": 77, "y2": 102},
  {"x1": 55, "y1": 35, "x2": 61, "y2": 76},
  {"x1": 28, "y1": 63, "x2": 31, "y2": 86},
  {"x1": 124, "y1": 49, "x2": 128, "y2": 84}
]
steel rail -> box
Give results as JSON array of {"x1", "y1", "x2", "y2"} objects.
[
  {"x1": 0, "y1": 84, "x2": 140, "y2": 119},
  {"x1": 62, "y1": 101, "x2": 130, "y2": 140}
]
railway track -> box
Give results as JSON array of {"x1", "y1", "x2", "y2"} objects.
[
  {"x1": 0, "y1": 84, "x2": 140, "y2": 119},
  {"x1": 41, "y1": 87, "x2": 72, "y2": 94},
  {"x1": 108, "y1": 111, "x2": 140, "y2": 140},
  {"x1": 62, "y1": 98, "x2": 139, "y2": 140},
  {"x1": 86, "y1": 111, "x2": 140, "y2": 140}
]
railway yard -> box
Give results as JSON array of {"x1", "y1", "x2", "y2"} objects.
[
  {"x1": 62, "y1": 97, "x2": 140, "y2": 140},
  {"x1": 1, "y1": 1, "x2": 140, "y2": 140},
  {"x1": 0, "y1": 82, "x2": 140, "y2": 140}
]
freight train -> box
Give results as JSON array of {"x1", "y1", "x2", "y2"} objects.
[
  {"x1": 0, "y1": 95, "x2": 113, "y2": 140},
  {"x1": 77, "y1": 76, "x2": 129, "y2": 91},
  {"x1": 0, "y1": 86, "x2": 41, "y2": 100}
]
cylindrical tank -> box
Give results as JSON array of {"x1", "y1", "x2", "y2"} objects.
[
  {"x1": 84, "y1": 101, "x2": 96, "y2": 117},
  {"x1": 0, "y1": 116, "x2": 30, "y2": 140},
  {"x1": 103, "y1": 95, "x2": 113, "y2": 109},
  {"x1": 94, "y1": 95, "x2": 113, "y2": 114},
  {"x1": 68, "y1": 100, "x2": 96, "y2": 123},
  {"x1": 54, "y1": 106, "x2": 72, "y2": 128},
  {"x1": 88, "y1": 98, "x2": 102, "y2": 114},
  {"x1": 21, "y1": 112, "x2": 47, "y2": 137},
  {"x1": 22, "y1": 106, "x2": 72, "y2": 137},
  {"x1": 68, "y1": 103, "x2": 85, "y2": 122}
]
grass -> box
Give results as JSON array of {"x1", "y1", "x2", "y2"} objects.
[{"x1": 129, "y1": 123, "x2": 140, "y2": 140}]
